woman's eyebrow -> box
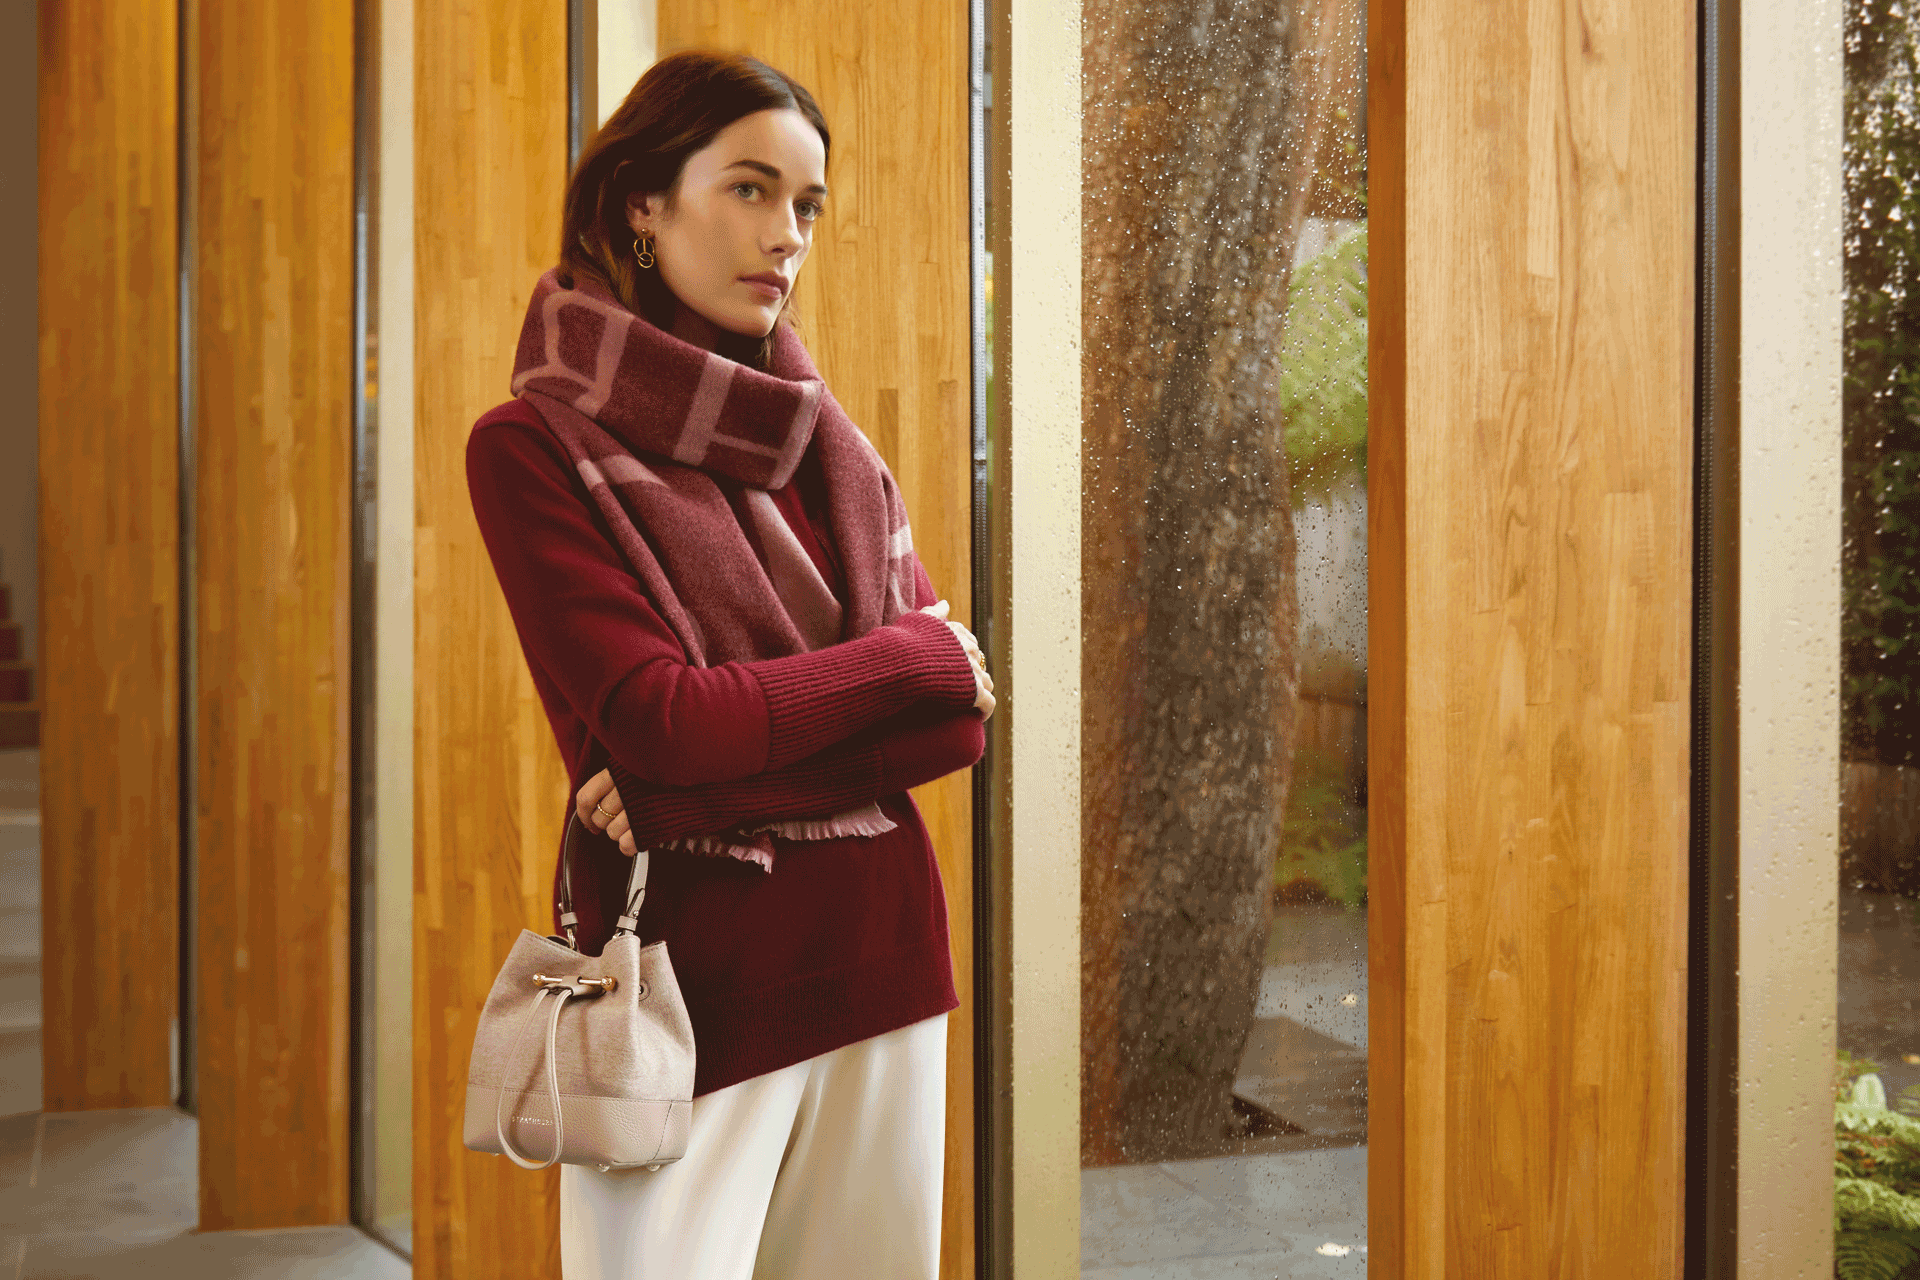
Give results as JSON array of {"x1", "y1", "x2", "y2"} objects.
[{"x1": 724, "y1": 158, "x2": 829, "y2": 197}]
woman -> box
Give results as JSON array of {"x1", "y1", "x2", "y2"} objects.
[{"x1": 465, "y1": 49, "x2": 992, "y2": 1280}]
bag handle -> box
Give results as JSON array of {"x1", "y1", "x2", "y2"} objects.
[{"x1": 555, "y1": 808, "x2": 651, "y2": 952}]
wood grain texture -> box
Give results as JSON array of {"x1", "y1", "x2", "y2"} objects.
[
  {"x1": 190, "y1": 0, "x2": 356, "y2": 1229},
  {"x1": 1372, "y1": 0, "x2": 1694, "y2": 1273},
  {"x1": 1366, "y1": 0, "x2": 1407, "y2": 1266},
  {"x1": 650, "y1": 7, "x2": 974, "y2": 1272},
  {"x1": 35, "y1": 0, "x2": 181, "y2": 1112},
  {"x1": 412, "y1": 2, "x2": 569, "y2": 1275}
]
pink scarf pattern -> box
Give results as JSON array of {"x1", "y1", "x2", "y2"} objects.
[{"x1": 507, "y1": 270, "x2": 919, "y2": 868}]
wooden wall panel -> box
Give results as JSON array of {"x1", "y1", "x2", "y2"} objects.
[
  {"x1": 35, "y1": 0, "x2": 180, "y2": 1112},
  {"x1": 191, "y1": 0, "x2": 356, "y2": 1230},
  {"x1": 648, "y1": 11, "x2": 976, "y2": 1275},
  {"x1": 1371, "y1": 0, "x2": 1694, "y2": 1273},
  {"x1": 412, "y1": 2, "x2": 569, "y2": 1275}
]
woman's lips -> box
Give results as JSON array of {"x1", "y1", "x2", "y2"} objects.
[{"x1": 739, "y1": 276, "x2": 786, "y2": 302}]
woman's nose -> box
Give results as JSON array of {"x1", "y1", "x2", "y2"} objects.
[{"x1": 765, "y1": 211, "x2": 803, "y2": 257}]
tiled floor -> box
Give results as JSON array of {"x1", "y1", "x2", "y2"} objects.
[
  {"x1": 0, "y1": 751, "x2": 37, "y2": 1125},
  {"x1": 1081, "y1": 1148, "x2": 1367, "y2": 1279},
  {"x1": 0, "y1": 749, "x2": 407, "y2": 1279}
]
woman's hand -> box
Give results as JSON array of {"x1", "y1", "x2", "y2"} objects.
[
  {"x1": 576, "y1": 769, "x2": 639, "y2": 857},
  {"x1": 919, "y1": 600, "x2": 994, "y2": 720}
]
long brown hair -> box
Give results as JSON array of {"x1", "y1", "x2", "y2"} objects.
[{"x1": 558, "y1": 50, "x2": 831, "y2": 371}]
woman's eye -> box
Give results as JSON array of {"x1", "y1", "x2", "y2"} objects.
[
  {"x1": 797, "y1": 200, "x2": 823, "y2": 221},
  {"x1": 732, "y1": 182, "x2": 761, "y2": 200}
]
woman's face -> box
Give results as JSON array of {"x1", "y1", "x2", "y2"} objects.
[{"x1": 626, "y1": 108, "x2": 828, "y2": 340}]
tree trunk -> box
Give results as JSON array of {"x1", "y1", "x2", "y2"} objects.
[{"x1": 1080, "y1": 0, "x2": 1357, "y2": 1165}]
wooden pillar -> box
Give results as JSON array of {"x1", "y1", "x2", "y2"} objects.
[
  {"x1": 1369, "y1": 0, "x2": 1695, "y2": 1272},
  {"x1": 411, "y1": 1, "x2": 570, "y2": 1275},
  {"x1": 35, "y1": 0, "x2": 181, "y2": 1112},
  {"x1": 645, "y1": 9, "x2": 976, "y2": 1275},
  {"x1": 190, "y1": 0, "x2": 357, "y2": 1230}
]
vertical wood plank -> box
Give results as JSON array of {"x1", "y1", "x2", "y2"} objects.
[
  {"x1": 190, "y1": 0, "x2": 357, "y2": 1229},
  {"x1": 35, "y1": 0, "x2": 181, "y2": 1112},
  {"x1": 1372, "y1": 0, "x2": 1695, "y2": 1273},
  {"x1": 648, "y1": 9, "x2": 975, "y2": 1275},
  {"x1": 1366, "y1": 0, "x2": 1407, "y2": 1268},
  {"x1": 412, "y1": 2, "x2": 569, "y2": 1275}
]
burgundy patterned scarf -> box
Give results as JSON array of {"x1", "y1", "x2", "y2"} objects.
[{"x1": 509, "y1": 269, "x2": 918, "y2": 868}]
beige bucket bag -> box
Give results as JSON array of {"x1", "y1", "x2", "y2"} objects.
[{"x1": 462, "y1": 811, "x2": 696, "y2": 1172}]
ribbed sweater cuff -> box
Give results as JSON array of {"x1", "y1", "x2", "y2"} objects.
[
  {"x1": 621, "y1": 741, "x2": 887, "y2": 844},
  {"x1": 753, "y1": 611, "x2": 979, "y2": 770}
]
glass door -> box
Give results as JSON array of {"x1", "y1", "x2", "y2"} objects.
[
  {"x1": 1835, "y1": 0, "x2": 1920, "y2": 1269},
  {"x1": 1074, "y1": 2, "x2": 1370, "y2": 1270}
]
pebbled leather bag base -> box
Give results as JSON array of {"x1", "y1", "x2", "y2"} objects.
[{"x1": 461, "y1": 813, "x2": 696, "y2": 1171}]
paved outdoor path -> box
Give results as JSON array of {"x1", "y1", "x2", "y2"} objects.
[
  {"x1": 1082, "y1": 904, "x2": 1369, "y2": 1278},
  {"x1": 1840, "y1": 886, "x2": 1920, "y2": 1104}
]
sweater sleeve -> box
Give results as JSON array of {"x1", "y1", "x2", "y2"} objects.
[
  {"x1": 609, "y1": 705, "x2": 987, "y2": 845},
  {"x1": 602, "y1": 542, "x2": 983, "y2": 837},
  {"x1": 465, "y1": 411, "x2": 979, "y2": 787},
  {"x1": 912, "y1": 557, "x2": 939, "y2": 610}
]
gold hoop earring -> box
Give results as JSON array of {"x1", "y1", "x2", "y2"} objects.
[{"x1": 633, "y1": 234, "x2": 655, "y2": 269}]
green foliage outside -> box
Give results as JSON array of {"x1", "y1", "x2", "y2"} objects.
[
  {"x1": 1278, "y1": 229, "x2": 1368, "y2": 503},
  {"x1": 1274, "y1": 746, "x2": 1366, "y2": 908},
  {"x1": 1844, "y1": 0, "x2": 1920, "y2": 768},
  {"x1": 1272, "y1": 222, "x2": 1370, "y2": 905},
  {"x1": 1841, "y1": 1050, "x2": 1920, "y2": 1112},
  {"x1": 1836, "y1": 1100, "x2": 1920, "y2": 1279},
  {"x1": 1836, "y1": 1052, "x2": 1920, "y2": 1279}
]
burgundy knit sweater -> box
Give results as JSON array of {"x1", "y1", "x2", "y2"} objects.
[{"x1": 466, "y1": 397, "x2": 983, "y2": 1097}]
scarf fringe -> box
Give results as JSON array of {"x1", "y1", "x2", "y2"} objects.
[
  {"x1": 663, "y1": 832, "x2": 778, "y2": 871},
  {"x1": 660, "y1": 804, "x2": 899, "y2": 873},
  {"x1": 754, "y1": 804, "x2": 898, "y2": 842}
]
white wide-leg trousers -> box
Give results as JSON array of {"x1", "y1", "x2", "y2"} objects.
[{"x1": 558, "y1": 1012, "x2": 948, "y2": 1280}]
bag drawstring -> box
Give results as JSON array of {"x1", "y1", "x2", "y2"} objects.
[{"x1": 495, "y1": 978, "x2": 606, "y2": 1170}]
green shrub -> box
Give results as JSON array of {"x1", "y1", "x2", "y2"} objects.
[
  {"x1": 1274, "y1": 746, "x2": 1366, "y2": 907},
  {"x1": 1837, "y1": 1051, "x2": 1920, "y2": 1278},
  {"x1": 1278, "y1": 229, "x2": 1368, "y2": 504}
]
